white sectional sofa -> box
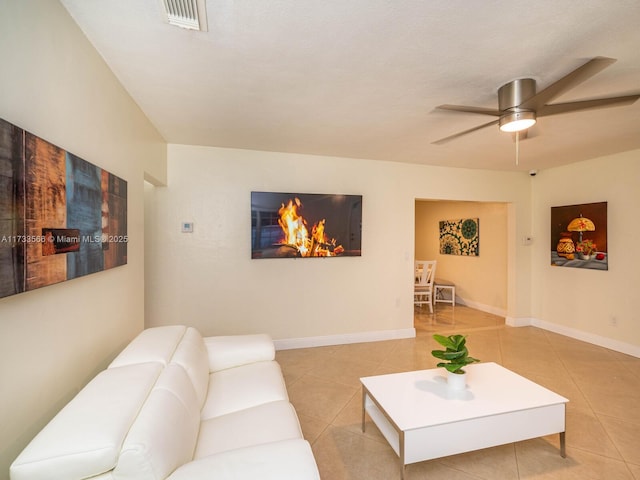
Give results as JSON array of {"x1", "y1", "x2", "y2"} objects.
[{"x1": 10, "y1": 326, "x2": 320, "y2": 480}]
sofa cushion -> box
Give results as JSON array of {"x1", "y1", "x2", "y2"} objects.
[
  {"x1": 10, "y1": 363, "x2": 162, "y2": 480},
  {"x1": 169, "y1": 327, "x2": 209, "y2": 408},
  {"x1": 195, "y1": 400, "x2": 303, "y2": 458},
  {"x1": 110, "y1": 325, "x2": 186, "y2": 368},
  {"x1": 201, "y1": 361, "x2": 289, "y2": 419},
  {"x1": 204, "y1": 334, "x2": 275, "y2": 372},
  {"x1": 114, "y1": 365, "x2": 200, "y2": 480},
  {"x1": 168, "y1": 439, "x2": 321, "y2": 480}
]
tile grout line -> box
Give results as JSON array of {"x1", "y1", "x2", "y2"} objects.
[{"x1": 539, "y1": 328, "x2": 633, "y2": 471}]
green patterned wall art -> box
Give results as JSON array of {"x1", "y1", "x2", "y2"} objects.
[{"x1": 439, "y1": 218, "x2": 479, "y2": 256}]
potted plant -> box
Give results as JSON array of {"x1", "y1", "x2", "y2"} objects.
[{"x1": 431, "y1": 334, "x2": 480, "y2": 389}]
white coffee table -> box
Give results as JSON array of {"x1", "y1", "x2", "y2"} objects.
[{"x1": 361, "y1": 362, "x2": 568, "y2": 479}]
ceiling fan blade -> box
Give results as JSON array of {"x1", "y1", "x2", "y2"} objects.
[
  {"x1": 436, "y1": 105, "x2": 502, "y2": 116},
  {"x1": 537, "y1": 94, "x2": 640, "y2": 117},
  {"x1": 432, "y1": 119, "x2": 499, "y2": 145},
  {"x1": 520, "y1": 56, "x2": 617, "y2": 110}
]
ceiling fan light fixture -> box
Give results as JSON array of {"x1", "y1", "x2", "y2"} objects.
[
  {"x1": 499, "y1": 110, "x2": 536, "y2": 132},
  {"x1": 432, "y1": 57, "x2": 639, "y2": 146}
]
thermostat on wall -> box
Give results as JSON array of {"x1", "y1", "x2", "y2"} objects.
[{"x1": 181, "y1": 222, "x2": 194, "y2": 233}]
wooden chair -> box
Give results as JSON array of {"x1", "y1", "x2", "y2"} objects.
[{"x1": 414, "y1": 260, "x2": 436, "y2": 313}]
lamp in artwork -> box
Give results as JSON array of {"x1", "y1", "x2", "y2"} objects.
[
  {"x1": 568, "y1": 215, "x2": 596, "y2": 260},
  {"x1": 567, "y1": 215, "x2": 595, "y2": 243}
]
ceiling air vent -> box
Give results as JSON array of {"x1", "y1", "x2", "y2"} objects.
[{"x1": 161, "y1": 0, "x2": 208, "y2": 31}]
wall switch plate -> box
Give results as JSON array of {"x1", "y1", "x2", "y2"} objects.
[{"x1": 181, "y1": 222, "x2": 194, "y2": 233}]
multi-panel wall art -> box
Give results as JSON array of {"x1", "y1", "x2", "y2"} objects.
[
  {"x1": 551, "y1": 201, "x2": 607, "y2": 270},
  {"x1": 0, "y1": 118, "x2": 127, "y2": 299},
  {"x1": 439, "y1": 218, "x2": 480, "y2": 256},
  {"x1": 251, "y1": 192, "x2": 362, "y2": 258}
]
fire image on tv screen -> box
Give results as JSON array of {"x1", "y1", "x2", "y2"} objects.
[{"x1": 251, "y1": 192, "x2": 362, "y2": 259}]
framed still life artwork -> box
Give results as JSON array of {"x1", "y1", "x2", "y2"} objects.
[
  {"x1": 439, "y1": 218, "x2": 479, "y2": 256},
  {"x1": 551, "y1": 201, "x2": 607, "y2": 270}
]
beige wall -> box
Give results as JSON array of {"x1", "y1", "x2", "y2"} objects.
[
  {"x1": 145, "y1": 144, "x2": 532, "y2": 345},
  {"x1": 415, "y1": 201, "x2": 508, "y2": 314},
  {"x1": 0, "y1": 2, "x2": 166, "y2": 477},
  {"x1": 530, "y1": 149, "x2": 640, "y2": 354},
  {"x1": 4, "y1": 4, "x2": 637, "y2": 478},
  {"x1": 147, "y1": 146, "x2": 640, "y2": 356}
]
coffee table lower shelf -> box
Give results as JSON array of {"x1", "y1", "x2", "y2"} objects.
[{"x1": 361, "y1": 364, "x2": 567, "y2": 479}]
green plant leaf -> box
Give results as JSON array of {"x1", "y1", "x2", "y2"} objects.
[
  {"x1": 440, "y1": 363, "x2": 463, "y2": 373},
  {"x1": 433, "y1": 334, "x2": 456, "y2": 349},
  {"x1": 452, "y1": 335, "x2": 466, "y2": 350},
  {"x1": 431, "y1": 350, "x2": 447, "y2": 360},
  {"x1": 431, "y1": 333, "x2": 480, "y2": 371},
  {"x1": 432, "y1": 349, "x2": 465, "y2": 360}
]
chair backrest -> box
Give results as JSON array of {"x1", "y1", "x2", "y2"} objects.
[{"x1": 415, "y1": 260, "x2": 436, "y2": 287}]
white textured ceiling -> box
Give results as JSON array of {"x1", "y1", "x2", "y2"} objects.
[{"x1": 60, "y1": 0, "x2": 640, "y2": 171}]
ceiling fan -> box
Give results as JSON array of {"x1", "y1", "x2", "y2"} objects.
[{"x1": 432, "y1": 57, "x2": 640, "y2": 145}]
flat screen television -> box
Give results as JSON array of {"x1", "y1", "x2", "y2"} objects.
[{"x1": 251, "y1": 192, "x2": 362, "y2": 259}]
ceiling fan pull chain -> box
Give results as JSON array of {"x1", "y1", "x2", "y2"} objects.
[{"x1": 515, "y1": 131, "x2": 520, "y2": 166}]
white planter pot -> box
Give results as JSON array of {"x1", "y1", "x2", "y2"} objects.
[{"x1": 447, "y1": 370, "x2": 467, "y2": 390}]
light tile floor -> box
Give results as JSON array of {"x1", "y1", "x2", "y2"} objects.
[{"x1": 276, "y1": 305, "x2": 640, "y2": 479}]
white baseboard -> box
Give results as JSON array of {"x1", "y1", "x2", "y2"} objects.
[
  {"x1": 506, "y1": 316, "x2": 640, "y2": 358},
  {"x1": 457, "y1": 297, "x2": 507, "y2": 318},
  {"x1": 533, "y1": 318, "x2": 640, "y2": 358},
  {"x1": 273, "y1": 316, "x2": 640, "y2": 358},
  {"x1": 505, "y1": 316, "x2": 535, "y2": 327},
  {"x1": 274, "y1": 328, "x2": 416, "y2": 351}
]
